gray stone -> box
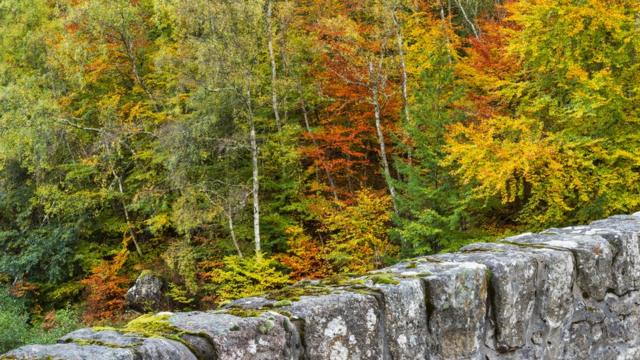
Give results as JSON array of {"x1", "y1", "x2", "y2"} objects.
[
  {"x1": 504, "y1": 232, "x2": 614, "y2": 301},
  {"x1": 126, "y1": 271, "x2": 170, "y2": 312},
  {"x1": 1, "y1": 343, "x2": 136, "y2": 360},
  {"x1": 365, "y1": 276, "x2": 428, "y2": 359},
  {"x1": 434, "y1": 250, "x2": 536, "y2": 352},
  {"x1": 562, "y1": 322, "x2": 592, "y2": 359},
  {"x1": 169, "y1": 310, "x2": 301, "y2": 360},
  {"x1": 59, "y1": 328, "x2": 197, "y2": 360},
  {"x1": 284, "y1": 290, "x2": 385, "y2": 360},
  {"x1": 387, "y1": 259, "x2": 488, "y2": 359},
  {"x1": 603, "y1": 292, "x2": 640, "y2": 345},
  {"x1": 224, "y1": 296, "x2": 276, "y2": 310},
  {"x1": 462, "y1": 242, "x2": 575, "y2": 358},
  {"x1": 548, "y1": 217, "x2": 640, "y2": 295}
]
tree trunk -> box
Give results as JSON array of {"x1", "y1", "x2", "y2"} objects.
[
  {"x1": 226, "y1": 212, "x2": 243, "y2": 257},
  {"x1": 266, "y1": 0, "x2": 282, "y2": 132},
  {"x1": 439, "y1": 1, "x2": 454, "y2": 64},
  {"x1": 454, "y1": 0, "x2": 480, "y2": 39},
  {"x1": 369, "y1": 61, "x2": 399, "y2": 215},
  {"x1": 112, "y1": 169, "x2": 142, "y2": 256},
  {"x1": 391, "y1": 4, "x2": 410, "y2": 124},
  {"x1": 246, "y1": 86, "x2": 261, "y2": 255}
]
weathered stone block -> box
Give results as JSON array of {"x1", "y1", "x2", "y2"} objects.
[
  {"x1": 2, "y1": 343, "x2": 137, "y2": 360},
  {"x1": 504, "y1": 232, "x2": 613, "y2": 301},
  {"x1": 169, "y1": 311, "x2": 301, "y2": 360},
  {"x1": 546, "y1": 217, "x2": 640, "y2": 295},
  {"x1": 434, "y1": 251, "x2": 536, "y2": 353},
  {"x1": 59, "y1": 328, "x2": 197, "y2": 360},
  {"x1": 461, "y1": 242, "x2": 575, "y2": 359},
  {"x1": 387, "y1": 259, "x2": 488, "y2": 360},
  {"x1": 284, "y1": 291, "x2": 384, "y2": 360},
  {"x1": 365, "y1": 277, "x2": 428, "y2": 359}
]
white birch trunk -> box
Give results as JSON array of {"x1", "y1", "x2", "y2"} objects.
[
  {"x1": 227, "y1": 212, "x2": 243, "y2": 257},
  {"x1": 391, "y1": 5, "x2": 410, "y2": 123},
  {"x1": 454, "y1": 0, "x2": 480, "y2": 39},
  {"x1": 369, "y1": 61, "x2": 399, "y2": 215},
  {"x1": 266, "y1": 0, "x2": 282, "y2": 132},
  {"x1": 246, "y1": 87, "x2": 261, "y2": 255}
]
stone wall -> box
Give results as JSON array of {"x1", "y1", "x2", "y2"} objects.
[{"x1": 4, "y1": 213, "x2": 640, "y2": 359}]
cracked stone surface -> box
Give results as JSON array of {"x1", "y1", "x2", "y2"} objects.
[
  {"x1": 504, "y1": 232, "x2": 613, "y2": 301},
  {"x1": 2, "y1": 343, "x2": 137, "y2": 360},
  {"x1": 386, "y1": 259, "x2": 488, "y2": 360},
  {"x1": 365, "y1": 277, "x2": 428, "y2": 359},
  {"x1": 434, "y1": 250, "x2": 537, "y2": 352},
  {"x1": 283, "y1": 290, "x2": 384, "y2": 360},
  {"x1": 169, "y1": 310, "x2": 302, "y2": 360},
  {"x1": 461, "y1": 242, "x2": 575, "y2": 359}
]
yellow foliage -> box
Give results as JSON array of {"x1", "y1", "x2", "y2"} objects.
[
  {"x1": 317, "y1": 189, "x2": 398, "y2": 274},
  {"x1": 405, "y1": 10, "x2": 461, "y2": 86},
  {"x1": 445, "y1": 116, "x2": 558, "y2": 204},
  {"x1": 202, "y1": 255, "x2": 290, "y2": 303}
]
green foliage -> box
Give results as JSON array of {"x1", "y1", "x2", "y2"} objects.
[
  {"x1": 394, "y1": 19, "x2": 470, "y2": 256},
  {"x1": 43, "y1": 281, "x2": 85, "y2": 307},
  {"x1": 0, "y1": 287, "x2": 29, "y2": 353},
  {"x1": 203, "y1": 255, "x2": 290, "y2": 303},
  {"x1": 0, "y1": 287, "x2": 81, "y2": 353},
  {"x1": 166, "y1": 282, "x2": 194, "y2": 307},
  {"x1": 446, "y1": 0, "x2": 640, "y2": 228},
  {"x1": 162, "y1": 240, "x2": 199, "y2": 294}
]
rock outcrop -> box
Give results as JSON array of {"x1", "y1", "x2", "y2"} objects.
[
  {"x1": 4, "y1": 213, "x2": 640, "y2": 359},
  {"x1": 125, "y1": 271, "x2": 171, "y2": 313}
]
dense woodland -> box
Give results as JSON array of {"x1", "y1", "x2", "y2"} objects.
[{"x1": 1, "y1": 0, "x2": 639, "y2": 350}]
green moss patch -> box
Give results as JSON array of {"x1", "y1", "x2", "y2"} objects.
[{"x1": 367, "y1": 273, "x2": 400, "y2": 285}]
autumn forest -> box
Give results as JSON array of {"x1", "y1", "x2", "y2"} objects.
[{"x1": 0, "y1": 0, "x2": 639, "y2": 350}]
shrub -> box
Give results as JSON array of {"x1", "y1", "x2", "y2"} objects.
[
  {"x1": 202, "y1": 255, "x2": 290, "y2": 303},
  {"x1": 318, "y1": 189, "x2": 398, "y2": 274},
  {"x1": 0, "y1": 286, "x2": 29, "y2": 353},
  {"x1": 80, "y1": 250, "x2": 130, "y2": 324},
  {"x1": 0, "y1": 287, "x2": 80, "y2": 353},
  {"x1": 275, "y1": 225, "x2": 330, "y2": 280}
]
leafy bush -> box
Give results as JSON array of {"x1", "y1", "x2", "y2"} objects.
[
  {"x1": 80, "y1": 250, "x2": 130, "y2": 324},
  {"x1": 162, "y1": 240, "x2": 199, "y2": 294},
  {"x1": 276, "y1": 225, "x2": 330, "y2": 280},
  {"x1": 0, "y1": 287, "x2": 80, "y2": 353},
  {"x1": 202, "y1": 255, "x2": 290, "y2": 303},
  {"x1": 0, "y1": 286, "x2": 29, "y2": 353},
  {"x1": 317, "y1": 189, "x2": 398, "y2": 274}
]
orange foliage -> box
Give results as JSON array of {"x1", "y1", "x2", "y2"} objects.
[
  {"x1": 80, "y1": 250, "x2": 130, "y2": 324},
  {"x1": 456, "y1": 6, "x2": 521, "y2": 120},
  {"x1": 275, "y1": 225, "x2": 330, "y2": 280},
  {"x1": 300, "y1": 0, "x2": 401, "y2": 198},
  {"x1": 41, "y1": 310, "x2": 57, "y2": 330},
  {"x1": 9, "y1": 280, "x2": 39, "y2": 298}
]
